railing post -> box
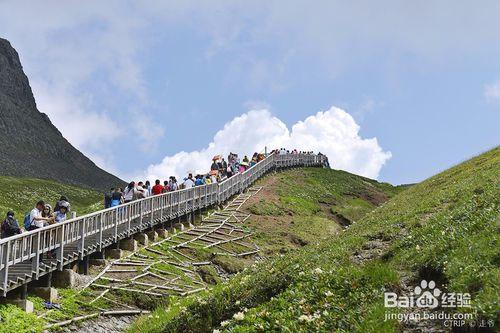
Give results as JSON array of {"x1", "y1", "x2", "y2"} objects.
[
  {"x1": 150, "y1": 197, "x2": 154, "y2": 228},
  {"x1": 57, "y1": 224, "x2": 65, "y2": 271},
  {"x1": 33, "y1": 232, "x2": 41, "y2": 278},
  {"x1": 2, "y1": 241, "x2": 11, "y2": 294},
  {"x1": 139, "y1": 201, "x2": 144, "y2": 229},
  {"x1": 78, "y1": 218, "x2": 86, "y2": 260},
  {"x1": 98, "y1": 212, "x2": 103, "y2": 252},
  {"x1": 160, "y1": 196, "x2": 164, "y2": 222},
  {"x1": 114, "y1": 208, "x2": 119, "y2": 242},
  {"x1": 127, "y1": 204, "x2": 132, "y2": 237}
]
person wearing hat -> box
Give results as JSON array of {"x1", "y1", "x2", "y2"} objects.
[
  {"x1": 1, "y1": 211, "x2": 22, "y2": 238},
  {"x1": 54, "y1": 195, "x2": 71, "y2": 213},
  {"x1": 54, "y1": 201, "x2": 69, "y2": 223}
]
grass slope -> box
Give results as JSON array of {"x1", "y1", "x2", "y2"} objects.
[
  {"x1": 130, "y1": 147, "x2": 499, "y2": 333},
  {"x1": 0, "y1": 177, "x2": 105, "y2": 333},
  {"x1": 245, "y1": 167, "x2": 404, "y2": 256},
  {"x1": 0, "y1": 175, "x2": 104, "y2": 219}
]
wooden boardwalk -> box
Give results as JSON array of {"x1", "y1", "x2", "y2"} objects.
[
  {"x1": 83, "y1": 186, "x2": 263, "y2": 306},
  {"x1": 0, "y1": 153, "x2": 327, "y2": 296}
]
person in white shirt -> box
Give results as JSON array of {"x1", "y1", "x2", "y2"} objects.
[
  {"x1": 29, "y1": 200, "x2": 51, "y2": 230},
  {"x1": 123, "y1": 182, "x2": 136, "y2": 203},
  {"x1": 182, "y1": 174, "x2": 195, "y2": 189}
]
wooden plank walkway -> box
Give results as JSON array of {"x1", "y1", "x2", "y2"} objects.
[{"x1": 84, "y1": 187, "x2": 263, "y2": 305}]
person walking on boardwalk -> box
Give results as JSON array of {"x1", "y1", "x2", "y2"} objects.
[
  {"x1": 152, "y1": 179, "x2": 164, "y2": 195},
  {"x1": 123, "y1": 182, "x2": 136, "y2": 203},
  {"x1": 169, "y1": 177, "x2": 178, "y2": 191},
  {"x1": 111, "y1": 188, "x2": 124, "y2": 207},
  {"x1": 182, "y1": 174, "x2": 195, "y2": 188}
]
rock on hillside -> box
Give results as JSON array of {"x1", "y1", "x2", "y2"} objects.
[{"x1": 0, "y1": 38, "x2": 124, "y2": 190}]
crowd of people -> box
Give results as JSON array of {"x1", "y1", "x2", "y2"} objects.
[
  {"x1": 103, "y1": 151, "x2": 268, "y2": 208},
  {"x1": 2, "y1": 149, "x2": 325, "y2": 239},
  {"x1": 1, "y1": 196, "x2": 71, "y2": 239}
]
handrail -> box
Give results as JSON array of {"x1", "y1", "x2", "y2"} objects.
[{"x1": 0, "y1": 152, "x2": 327, "y2": 295}]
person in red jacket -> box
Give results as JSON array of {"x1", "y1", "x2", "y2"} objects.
[{"x1": 152, "y1": 179, "x2": 164, "y2": 195}]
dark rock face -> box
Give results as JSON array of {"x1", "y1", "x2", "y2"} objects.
[{"x1": 0, "y1": 38, "x2": 124, "y2": 190}]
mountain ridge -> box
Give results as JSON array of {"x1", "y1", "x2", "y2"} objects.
[{"x1": 0, "y1": 37, "x2": 124, "y2": 191}]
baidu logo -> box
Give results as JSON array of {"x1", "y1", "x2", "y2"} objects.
[
  {"x1": 414, "y1": 280, "x2": 441, "y2": 308},
  {"x1": 384, "y1": 280, "x2": 469, "y2": 309}
]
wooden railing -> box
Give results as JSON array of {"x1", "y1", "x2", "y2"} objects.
[{"x1": 0, "y1": 153, "x2": 327, "y2": 295}]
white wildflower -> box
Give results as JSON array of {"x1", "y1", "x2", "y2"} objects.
[
  {"x1": 299, "y1": 314, "x2": 314, "y2": 322},
  {"x1": 220, "y1": 320, "x2": 230, "y2": 327},
  {"x1": 233, "y1": 311, "x2": 245, "y2": 321},
  {"x1": 325, "y1": 291, "x2": 333, "y2": 297},
  {"x1": 313, "y1": 267, "x2": 324, "y2": 275},
  {"x1": 299, "y1": 315, "x2": 309, "y2": 322}
]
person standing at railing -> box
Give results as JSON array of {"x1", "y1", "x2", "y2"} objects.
[
  {"x1": 104, "y1": 188, "x2": 114, "y2": 208},
  {"x1": 54, "y1": 195, "x2": 71, "y2": 213},
  {"x1": 152, "y1": 179, "x2": 164, "y2": 195},
  {"x1": 182, "y1": 174, "x2": 195, "y2": 188},
  {"x1": 1, "y1": 211, "x2": 22, "y2": 238},
  {"x1": 123, "y1": 182, "x2": 136, "y2": 203},
  {"x1": 211, "y1": 160, "x2": 218, "y2": 172},
  {"x1": 221, "y1": 158, "x2": 228, "y2": 177},
  {"x1": 111, "y1": 188, "x2": 124, "y2": 207},
  {"x1": 53, "y1": 203, "x2": 69, "y2": 223},
  {"x1": 136, "y1": 182, "x2": 147, "y2": 199},
  {"x1": 26, "y1": 200, "x2": 52, "y2": 230},
  {"x1": 145, "y1": 180, "x2": 152, "y2": 197},
  {"x1": 169, "y1": 177, "x2": 178, "y2": 191},
  {"x1": 195, "y1": 175, "x2": 204, "y2": 186},
  {"x1": 42, "y1": 204, "x2": 55, "y2": 224}
]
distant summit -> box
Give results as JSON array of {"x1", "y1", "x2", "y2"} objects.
[{"x1": 0, "y1": 38, "x2": 124, "y2": 190}]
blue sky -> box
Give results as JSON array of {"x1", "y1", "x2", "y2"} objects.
[{"x1": 1, "y1": 1, "x2": 498, "y2": 184}]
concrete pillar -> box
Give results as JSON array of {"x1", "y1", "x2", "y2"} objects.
[
  {"x1": 52, "y1": 269, "x2": 77, "y2": 288},
  {"x1": 134, "y1": 233, "x2": 149, "y2": 246},
  {"x1": 32, "y1": 287, "x2": 58, "y2": 302},
  {"x1": 19, "y1": 284, "x2": 27, "y2": 300},
  {"x1": 7, "y1": 299, "x2": 33, "y2": 313},
  {"x1": 145, "y1": 230, "x2": 158, "y2": 242},
  {"x1": 79, "y1": 256, "x2": 89, "y2": 275},
  {"x1": 105, "y1": 248, "x2": 123, "y2": 259},
  {"x1": 89, "y1": 251, "x2": 106, "y2": 266},
  {"x1": 119, "y1": 237, "x2": 138, "y2": 252},
  {"x1": 41, "y1": 271, "x2": 52, "y2": 288},
  {"x1": 156, "y1": 228, "x2": 168, "y2": 238}
]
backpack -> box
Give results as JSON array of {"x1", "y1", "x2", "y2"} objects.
[{"x1": 23, "y1": 213, "x2": 34, "y2": 230}]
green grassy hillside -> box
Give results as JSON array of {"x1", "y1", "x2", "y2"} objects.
[
  {"x1": 0, "y1": 175, "x2": 104, "y2": 220},
  {"x1": 131, "y1": 147, "x2": 499, "y2": 333},
  {"x1": 245, "y1": 168, "x2": 405, "y2": 256}
]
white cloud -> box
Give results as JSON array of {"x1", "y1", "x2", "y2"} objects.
[
  {"x1": 31, "y1": 80, "x2": 121, "y2": 150},
  {"x1": 141, "y1": 106, "x2": 391, "y2": 181},
  {"x1": 0, "y1": 2, "x2": 161, "y2": 170},
  {"x1": 484, "y1": 80, "x2": 500, "y2": 102}
]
